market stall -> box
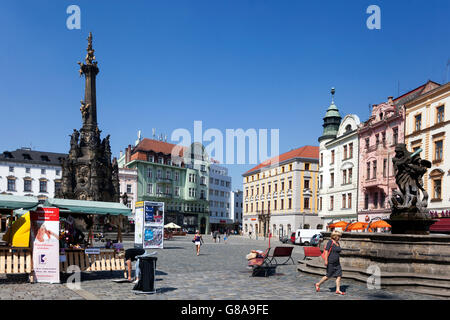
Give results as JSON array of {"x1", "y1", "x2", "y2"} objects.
[
  {"x1": 43, "y1": 198, "x2": 131, "y2": 275},
  {"x1": 0, "y1": 195, "x2": 132, "y2": 281}
]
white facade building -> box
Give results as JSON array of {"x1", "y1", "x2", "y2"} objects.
[
  {"x1": 318, "y1": 93, "x2": 361, "y2": 226},
  {"x1": 0, "y1": 148, "x2": 66, "y2": 200},
  {"x1": 208, "y1": 163, "x2": 232, "y2": 232},
  {"x1": 230, "y1": 190, "x2": 243, "y2": 231},
  {"x1": 119, "y1": 167, "x2": 138, "y2": 218},
  {"x1": 404, "y1": 82, "x2": 450, "y2": 218}
]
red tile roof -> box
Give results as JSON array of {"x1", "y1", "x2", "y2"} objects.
[
  {"x1": 132, "y1": 138, "x2": 187, "y2": 157},
  {"x1": 243, "y1": 145, "x2": 319, "y2": 175}
]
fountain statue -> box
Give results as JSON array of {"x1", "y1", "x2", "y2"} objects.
[{"x1": 387, "y1": 144, "x2": 437, "y2": 234}]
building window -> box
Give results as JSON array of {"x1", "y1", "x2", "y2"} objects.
[
  {"x1": 343, "y1": 145, "x2": 347, "y2": 159},
  {"x1": 288, "y1": 198, "x2": 292, "y2": 209},
  {"x1": 39, "y1": 180, "x2": 47, "y2": 193},
  {"x1": 382, "y1": 132, "x2": 386, "y2": 146},
  {"x1": 348, "y1": 193, "x2": 352, "y2": 209},
  {"x1": 364, "y1": 193, "x2": 369, "y2": 209},
  {"x1": 41, "y1": 169, "x2": 46, "y2": 175},
  {"x1": 320, "y1": 153, "x2": 323, "y2": 167},
  {"x1": 166, "y1": 171, "x2": 171, "y2": 179},
  {"x1": 342, "y1": 170, "x2": 347, "y2": 184},
  {"x1": 433, "y1": 179, "x2": 442, "y2": 200},
  {"x1": 393, "y1": 127, "x2": 398, "y2": 145},
  {"x1": 319, "y1": 175, "x2": 323, "y2": 189},
  {"x1": 56, "y1": 170, "x2": 60, "y2": 176},
  {"x1": 148, "y1": 155, "x2": 154, "y2": 162},
  {"x1": 372, "y1": 161, "x2": 377, "y2": 179},
  {"x1": 434, "y1": 140, "x2": 443, "y2": 162},
  {"x1": 281, "y1": 199, "x2": 284, "y2": 210},
  {"x1": 383, "y1": 158, "x2": 387, "y2": 177},
  {"x1": 331, "y1": 150, "x2": 335, "y2": 164},
  {"x1": 330, "y1": 173, "x2": 334, "y2": 188},
  {"x1": 366, "y1": 162, "x2": 371, "y2": 180},
  {"x1": 126, "y1": 184, "x2": 132, "y2": 194},
  {"x1": 157, "y1": 169, "x2": 162, "y2": 179},
  {"x1": 365, "y1": 138, "x2": 370, "y2": 149},
  {"x1": 9, "y1": 166, "x2": 14, "y2": 173},
  {"x1": 342, "y1": 194, "x2": 346, "y2": 209},
  {"x1": 305, "y1": 163, "x2": 310, "y2": 171},
  {"x1": 348, "y1": 168, "x2": 352, "y2": 183},
  {"x1": 415, "y1": 114, "x2": 422, "y2": 131},
  {"x1": 274, "y1": 200, "x2": 277, "y2": 210},
  {"x1": 349, "y1": 143, "x2": 353, "y2": 158},
  {"x1": 329, "y1": 196, "x2": 334, "y2": 211},
  {"x1": 26, "y1": 167, "x2": 31, "y2": 174},
  {"x1": 375, "y1": 134, "x2": 380, "y2": 147},
  {"x1": 147, "y1": 168, "x2": 152, "y2": 178},
  {"x1": 373, "y1": 192, "x2": 378, "y2": 208},
  {"x1": 437, "y1": 105, "x2": 445, "y2": 124},
  {"x1": 289, "y1": 164, "x2": 293, "y2": 171},
  {"x1": 319, "y1": 197, "x2": 322, "y2": 211},
  {"x1": 24, "y1": 179, "x2": 32, "y2": 192},
  {"x1": 147, "y1": 183, "x2": 153, "y2": 194},
  {"x1": 304, "y1": 179, "x2": 310, "y2": 189},
  {"x1": 304, "y1": 198, "x2": 309, "y2": 209},
  {"x1": 7, "y1": 178, "x2": 16, "y2": 191},
  {"x1": 158, "y1": 157, "x2": 163, "y2": 164}
]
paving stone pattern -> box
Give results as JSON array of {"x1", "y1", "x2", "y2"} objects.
[{"x1": 0, "y1": 236, "x2": 444, "y2": 300}]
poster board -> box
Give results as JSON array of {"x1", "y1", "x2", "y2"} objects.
[
  {"x1": 30, "y1": 207, "x2": 60, "y2": 283},
  {"x1": 135, "y1": 201, "x2": 164, "y2": 249}
]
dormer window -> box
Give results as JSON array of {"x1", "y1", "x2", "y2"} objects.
[
  {"x1": 345, "y1": 124, "x2": 352, "y2": 132},
  {"x1": 3, "y1": 152, "x2": 13, "y2": 159},
  {"x1": 41, "y1": 155, "x2": 50, "y2": 162},
  {"x1": 23, "y1": 153, "x2": 32, "y2": 160}
]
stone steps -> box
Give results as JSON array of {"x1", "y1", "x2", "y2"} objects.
[{"x1": 298, "y1": 259, "x2": 450, "y2": 297}]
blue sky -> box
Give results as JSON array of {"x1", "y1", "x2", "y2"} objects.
[{"x1": 0, "y1": 0, "x2": 449, "y2": 190}]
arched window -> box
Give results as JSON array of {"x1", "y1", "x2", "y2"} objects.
[
  {"x1": 304, "y1": 224, "x2": 310, "y2": 229},
  {"x1": 345, "y1": 124, "x2": 352, "y2": 132}
]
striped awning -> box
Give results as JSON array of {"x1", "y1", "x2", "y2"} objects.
[
  {"x1": 45, "y1": 198, "x2": 132, "y2": 216},
  {"x1": 0, "y1": 195, "x2": 39, "y2": 210}
]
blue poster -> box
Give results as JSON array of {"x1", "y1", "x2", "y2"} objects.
[
  {"x1": 144, "y1": 228, "x2": 154, "y2": 241},
  {"x1": 145, "y1": 205, "x2": 154, "y2": 222}
]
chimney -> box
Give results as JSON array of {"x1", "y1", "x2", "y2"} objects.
[{"x1": 126, "y1": 145, "x2": 132, "y2": 163}]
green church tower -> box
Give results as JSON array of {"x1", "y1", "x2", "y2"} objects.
[{"x1": 318, "y1": 87, "x2": 342, "y2": 143}]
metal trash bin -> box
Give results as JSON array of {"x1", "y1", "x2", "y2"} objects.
[{"x1": 133, "y1": 256, "x2": 157, "y2": 294}]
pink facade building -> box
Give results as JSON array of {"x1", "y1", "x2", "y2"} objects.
[{"x1": 357, "y1": 81, "x2": 440, "y2": 223}]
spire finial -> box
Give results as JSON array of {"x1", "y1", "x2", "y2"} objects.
[
  {"x1": 331, "y1": 87, "x2": 335, "y2": 103},
  {"x1": 85, "y1": 32, "x2": 96, "y2": 65}
]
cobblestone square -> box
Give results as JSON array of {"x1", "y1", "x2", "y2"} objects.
[{"x1": 0, "y1": 236, "x2": 443, "y2": 300}]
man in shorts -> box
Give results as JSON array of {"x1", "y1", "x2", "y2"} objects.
[{"x1": 125, "y1": 248, "x2": 145, "y2": 282}]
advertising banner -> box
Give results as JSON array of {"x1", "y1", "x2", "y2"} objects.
[
  {"x1": 30, "y1": 207, "x2": 60, "y2": 284},
  {"x1": 134, "y1": 201, "x2": 144, "y2": 248},
  {"x1": 135, "y1": 201, "x2": 164, "y2": 249}
]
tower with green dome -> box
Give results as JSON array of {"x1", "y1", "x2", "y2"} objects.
[{"x1": 318, "y1": 87, "x2": 342, "y2": 143}]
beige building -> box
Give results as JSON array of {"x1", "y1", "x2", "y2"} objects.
[
  {"x1": 404, "y1": 82, "x2": 450, "y2": 219},
  {"x1": 242, "y1": 146, "x2": 321, "y2": 238}
]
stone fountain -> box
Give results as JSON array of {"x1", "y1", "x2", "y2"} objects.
[{"x1": 298, "y1": 144, "x2": 450, "y2": 297}]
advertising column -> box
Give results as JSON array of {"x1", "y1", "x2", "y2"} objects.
[
  {"x1": 143, "y1": 201, "x2": 164, "y2": 249},
  {"x1": 30, "y1": 207, "x2": 60, "y2": 283}
]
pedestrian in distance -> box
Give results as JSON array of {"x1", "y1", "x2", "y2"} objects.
[
  {"x1": 223, "y1": 233, "x2": 228, "y2": 243},
  {"x1": 315, "y1": 230, "x2": 345, "y2": 295},
  {"x1": 213, "y1": 230, "x2": 217, "y2": 243},
  {"x1": 193, "y1": 230, "x2": 204, "y2": 256}
]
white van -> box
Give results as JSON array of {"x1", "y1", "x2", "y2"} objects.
[{"x1": 294, "y1": 229, "x2": 323, "y2": 245}]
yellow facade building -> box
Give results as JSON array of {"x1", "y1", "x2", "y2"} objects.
[{"x1": 242, "y1": 146, "x2": 321, "y2": 238}]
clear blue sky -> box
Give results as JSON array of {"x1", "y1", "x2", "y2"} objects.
[{"x1": 1, "y1": 0, "x2": 449, "y2": 190}]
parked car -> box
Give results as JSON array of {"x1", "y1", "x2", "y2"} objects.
[
  {"x1": 310, "y1": 233, "x2": 323, "y2": 246},
  {"x1": 294, "y1": 229, "x2": 323, "y2": 245},
  {"x1": 290, "y1": 232, "x2": 296, "y2": 244}
]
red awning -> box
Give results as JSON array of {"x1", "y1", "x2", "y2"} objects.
[{"x1": 430, "y1": 218, "x2": 450, "y2": 232}]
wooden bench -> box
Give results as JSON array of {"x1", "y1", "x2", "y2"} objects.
[
  {"x1": 0, "y1": 248, "x2": 32, "y2": 275},
  {"x1": 303, "y1": 246, "x2": 322, "y2": 260},
  {"x1": 268, "y1": 246, "x2": 294, "y2": 265},
  {"x1": 60, "y1": 249, "x2": 125, "y2": 275}
]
